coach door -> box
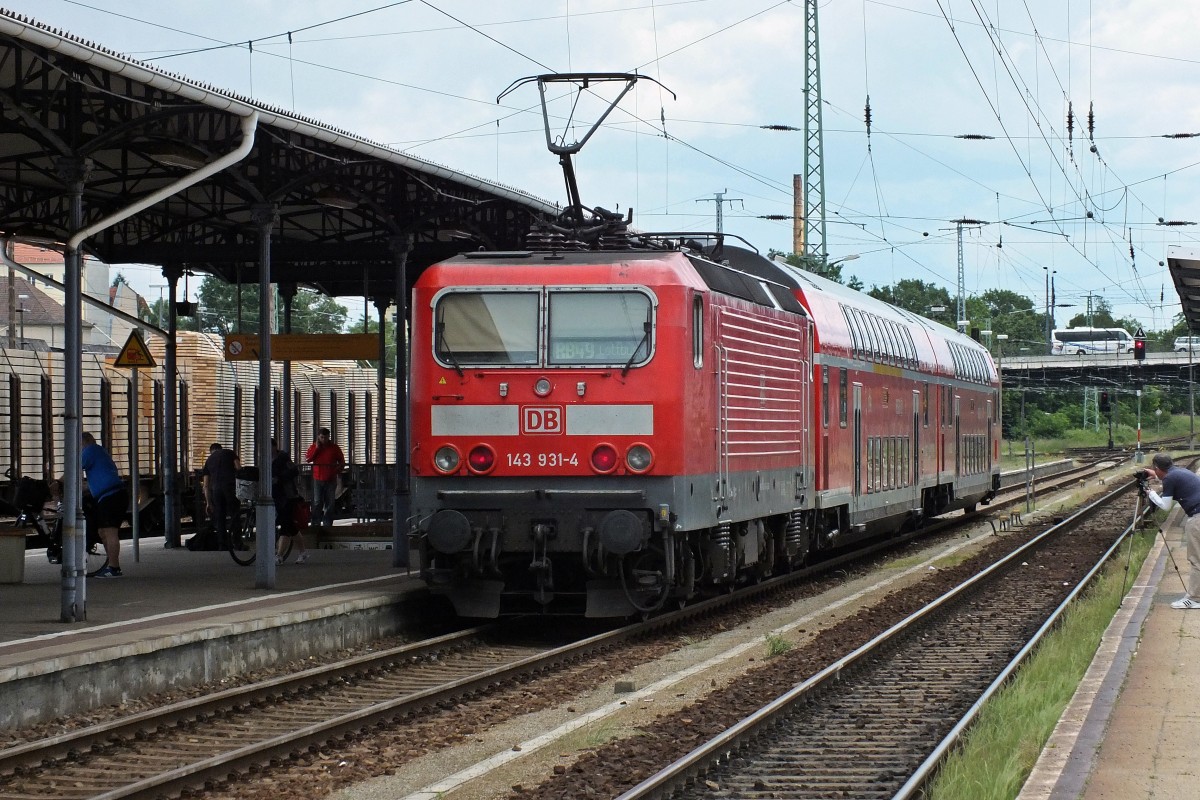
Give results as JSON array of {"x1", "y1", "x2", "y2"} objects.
[
  {"x1": 913, "y1": 389, "x2": 922, "y2": 510},
  {"x1": 853, "y1": 384, "x2": 863, "y2": 500},
  {"x1": 987, "y1": 399, "x2": 994, "y2": 472},
  {"x1": 954, "y1": 396, "x2": 962, "y2": 477}
]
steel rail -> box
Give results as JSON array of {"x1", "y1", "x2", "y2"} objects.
[{"x1": 615, "y1": 482, "x2": 1144, "y2": 800}]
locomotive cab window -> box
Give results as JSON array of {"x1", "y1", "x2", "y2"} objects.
[
  {"x1": 434, "y1": 291, "x2": 539, "y2": 366},
  {"x1": 548, "y1": 290, "x2": 654, "y2": 366},
  {"x1": 693, "y1": 294, "x2": 704, "y2": 368}
]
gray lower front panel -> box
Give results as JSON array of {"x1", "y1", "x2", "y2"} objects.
[{"x1": 414, "y1": 467, "x2": 813, "y2": 545}]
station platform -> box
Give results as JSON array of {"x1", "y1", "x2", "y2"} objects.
[
  {"x1": 1020, "y1": 507, "x2": 1200, "y2": 799},
  {"x1": 0, "y1": 531, "x2": 427, "y2": 729}
]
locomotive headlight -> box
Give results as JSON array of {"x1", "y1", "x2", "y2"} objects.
[
  {"x1": 590, "y1": 443, "x2": 619, "y2": 474},
  {"x1": 433, "y1": 445, "x2": 461, "y2": 474},
  {"x1": 467, "y1": 444, "x2": 496, "y2": 474},
  {"x1": 534, "y1": 377, "x2": 553, "y2": 396},
  {"x1": 625, "y1": 443, "x2": 654, "y2": 473}
]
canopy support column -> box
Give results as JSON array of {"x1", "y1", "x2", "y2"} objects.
[
  {"x1": 390, "y1": 235, "x2": 412, "y2": 568},
  {"x1": 252, "y1": 204, "x2": 278, "y2": 588},
  {"x1": 161, "y1": 264, "x2": 182, "y2": 548}
]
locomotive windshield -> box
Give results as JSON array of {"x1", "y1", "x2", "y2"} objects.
[
  {"x1": 548, "y1": 291, "x2": 652, "y2": 366},
  {"x1": 433, "y1": 288, "x2": 654, "y2": 368},
  {"x1": 435, "y1": 291, "x2": 539, "y2": 365}
]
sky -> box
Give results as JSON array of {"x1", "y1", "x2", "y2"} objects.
[{"x1": 8, "y1": 0, "x2": 1200, "y2": 333}]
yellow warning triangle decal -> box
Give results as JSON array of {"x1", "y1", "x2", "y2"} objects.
[
  {"x1": 438, "y1": 376, "x2": 447, "y2": 384},
  {"x1": 114, "y1": 329, "x2": 157, "y2": 368}
]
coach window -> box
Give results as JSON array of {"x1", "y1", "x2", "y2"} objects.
[
  {"x1": 692, "y1": 294, "x2": 704, "y2": 368},
  {"x1": 435, "y1": 290, "x2": 539, "y2": 365},
  {"x1": 822, "y1": 367, "x2": 830, "y2": 427},
  {"x1": 848, "y1": 309, "x2": 864, "y2": 359},
  {"x1": 844, "y1": 308, "x2": 862, "y2": 357},
  {"x1": 885, "y1": 321, "x2": 901, "y2": 365},
  {"x1": 868, "y1": 315, "x2": 886, "y2": 362},
  {"x1": 839, "y1": 368, "x2": 848, "y2": 427},
  {"x1": 548, "y1": 290, "x2": 653, "y2": 366}
]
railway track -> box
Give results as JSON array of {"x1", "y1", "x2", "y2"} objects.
[
  {"x1": 0, "y1": 459, "x2": 1142, "y2": 799},
  {"x1": 612, "y1": 485, "x2": 1145, "y2": 800},
  {"x1": 0, "y1": 625, "x2": 595, "y2": 799}
]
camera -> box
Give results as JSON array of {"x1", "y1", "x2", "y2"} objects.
[{"x1": 1134, "y1": 469, "x2": 1150, "y2": 493}]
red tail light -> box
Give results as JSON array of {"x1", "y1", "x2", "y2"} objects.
[
  {"x1": 467, "y1": 444, "x2": 496, "y2": 474},
  {"x1": 591, "y1": 444, "x2": 618, "y2": 473}
]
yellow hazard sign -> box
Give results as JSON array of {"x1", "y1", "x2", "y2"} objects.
[{"x1": 114, "y1": 329, "x2": 156, "y2": 368}]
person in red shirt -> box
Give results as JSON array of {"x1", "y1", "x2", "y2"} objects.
[{"x1": 305, "y1": 427, "x2": 345, "y2": 529}]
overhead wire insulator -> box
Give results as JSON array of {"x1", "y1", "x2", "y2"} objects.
[
  {"x1": 955, "y1": 134, "x2": 995, "y2": 140},
  {"x1": 1163, "y1": 132, "x2": 1200, "y2": 139},
  {"x1": 760, "y1": 124, "x2": 800, "y2": 131},
  {"x1": 1087, "y1": 101, "x2": 1095, "y2": 141},
  {"x1": 1066, "y1": 101, "x2": 1075, "y2": 161}
]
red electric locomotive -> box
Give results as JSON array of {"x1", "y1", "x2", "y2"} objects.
[{"x1": 410, "y1": 240, "x2": 1000, "y2": 617}]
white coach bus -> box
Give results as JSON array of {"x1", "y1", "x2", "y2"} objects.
[{"x1": 1051, "y1": 327, "x2": 1134, "y2": 355}]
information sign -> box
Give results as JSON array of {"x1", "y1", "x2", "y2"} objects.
[{"x1": 223, "y1": 333, "x2": 379, "y2": 362}]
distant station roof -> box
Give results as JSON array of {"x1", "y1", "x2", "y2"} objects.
[
  {"x1": 0, "y1": 10, "x2": 560, "y2": 300},
  {"x1": 1167, "y1": 245, "x2": 1200, "y2": 332}
]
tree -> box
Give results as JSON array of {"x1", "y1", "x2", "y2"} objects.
[
  {"x1": 867, "y1": 279, "x2": 953, "y2": 318},
  {"x1": 143, "y1": 297, "x2": 198, "y2": 331},
  {"x1": 191, "y1": 277, "x2": 348, "y2": 335},
  {"x1": 973, "y1": 289, "x2": 1044, "y2": 356},
  {"x1": 1065, "y1": 296, "x2": 1118, "y2": 329},
  {"x1": 350, "y1": 311, "x2": 398, "y2": 377}
]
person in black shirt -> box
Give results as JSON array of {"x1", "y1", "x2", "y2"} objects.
[
  {"x1": 200, "y1": 443, "x2": 239, "y2": 550},
  {"x1": 271, "y1": 438, "x2": 309, "y2": 565},
  {"x1": 1144, "y1": 453, "x2": 1200, "y2": 609}
]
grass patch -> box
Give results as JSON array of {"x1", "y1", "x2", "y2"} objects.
[
  {"x1": 764, "y1": 633, "x2": 793, "y2": 658},
  {"x1": 925, "y1": 528, "x2": 1155, "y2": 800},
  {"x1": 561, "y1": 718, "x2": 627, "y2": 750},
  {"x1": 887, "y1": 553, "x2": 934, "y2": 570}
]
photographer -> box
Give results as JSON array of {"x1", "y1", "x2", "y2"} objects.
[{"x1": 1138, "y1": 454, "x2": 1200, "y2": 609}]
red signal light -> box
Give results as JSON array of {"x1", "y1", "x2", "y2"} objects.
[
  {"x1": 467, "y1": 444, "x2": 495, "y2": 474},
  {"x1": 590, "y1": 444, "x2": 619, "y2": 473},
  {"x1": 1134, "y1": 339, "x2": 1146, "y2": 361}
]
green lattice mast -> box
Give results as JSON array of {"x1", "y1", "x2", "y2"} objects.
[{"x1": 802, "y1": 0, "x2": 827, "y2": 263}]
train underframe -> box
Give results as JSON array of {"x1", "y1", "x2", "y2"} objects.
[{"x1": 416, "y1": 472, "x2": 998, "y2": 618}]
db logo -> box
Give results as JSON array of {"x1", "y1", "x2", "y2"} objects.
[{"x1": 522, "y1": 405, "x2": 563, "y2": 434}]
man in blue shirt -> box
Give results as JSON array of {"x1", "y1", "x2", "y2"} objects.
[
  {"x1": 1144, "y1": 453, "x2": 1200, "y2": 608},
  {"x1": 81, "y1": 432, "x2": 128, "y2": 577}
]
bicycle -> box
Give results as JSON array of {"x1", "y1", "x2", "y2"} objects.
[
  {"x1": 228, "y1": 492, "x2": 294, "y2": 566},
  {"x1": 4, "y1": 471, "x2": 108, "y2": 576}
]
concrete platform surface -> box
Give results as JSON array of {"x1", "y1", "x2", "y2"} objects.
[
  {"x1": 1021, "y1": 509, "x2": 1200, "y2": 800},
  {"x1": 0, "y1": 535, "x2": 424, "y2": 729}
]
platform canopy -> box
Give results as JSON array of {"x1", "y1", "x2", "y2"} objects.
[
  {"x1": 1167, "y1": 245, "x2": 1200, "y2": 332},
  {"x1": 0, "y1": 10, "x2": 559, "y2": 300}
]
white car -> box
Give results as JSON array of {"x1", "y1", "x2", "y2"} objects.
[{"x1": 1174, "y1": 336, "x2": 1200, "y2": 352}]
